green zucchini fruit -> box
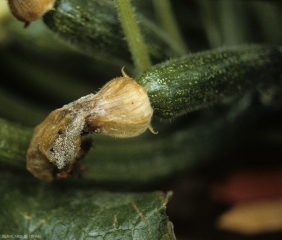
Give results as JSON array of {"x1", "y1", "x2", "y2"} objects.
[
  {"x1": 43, "y1": 0, "x2": 181, "y2": 65},
  {"x1": 137, "y1": 45, "x2": 282, "y2": 118}
]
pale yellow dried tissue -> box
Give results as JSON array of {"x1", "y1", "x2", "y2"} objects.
[{"x1": 26, "y1": 69, "x2": 155, "y2": 181}]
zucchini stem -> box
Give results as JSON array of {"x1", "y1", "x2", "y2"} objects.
[
  {"x1": 114, "y1": 0, "x2": 152, "y2": 73},
  {"x1": 152, "y1": 0, "x2": 188, "y2": 54}
]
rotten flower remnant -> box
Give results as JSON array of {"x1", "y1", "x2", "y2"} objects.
[
  {"x1": 8, "y1": 0, "x2": 56, "y2": 27},
  {"x1": 26, "y1": 69, "x2": 154, "y2": 181}
]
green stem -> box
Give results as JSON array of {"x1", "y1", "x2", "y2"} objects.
[
  {"x1": 114, "y1": 0, "x2": 151, "y2": 73},
  {"x1": 197, "y1": 0, "x2": 221, "y2": 48},
  {"x1": 0, "y1": 118, "x2": 32, "y2": 169},
  {"x1": 219, "y1": 1, "x2": 248, "y2": 45},
  {"x1": 152, "y1": 0, "x2": 188, "y2": 54}
]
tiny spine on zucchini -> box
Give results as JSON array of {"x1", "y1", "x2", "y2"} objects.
[
  {"x1": 26, "y1": 69, "x2": 154, "y2": 181},
  {"x1": 137, "y1": 45, "x2": 282, "y2": 118},
  {"x1": 8, "y1": 0, "x2": 56, "y2": 27}
]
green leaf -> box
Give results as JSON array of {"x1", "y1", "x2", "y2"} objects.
[{"x1": 0, "y1": 173, "x2": 175, "y2": 239}]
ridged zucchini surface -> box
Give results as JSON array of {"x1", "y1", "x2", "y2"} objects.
[{"x1": 137, "y1": 45, "x2": 282, "y2": 118}]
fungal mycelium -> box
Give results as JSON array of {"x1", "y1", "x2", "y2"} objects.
[{"x1": 26, "y1": 69, "x2": 154, "y2": 181}]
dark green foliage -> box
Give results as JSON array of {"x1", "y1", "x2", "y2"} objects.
[{"x1": 0, "y1": 173, "x2": 174, "y2": 239}]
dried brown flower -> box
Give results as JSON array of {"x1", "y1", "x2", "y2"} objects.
[
  {"x1": 8, "y1": 0, "x2": 55, "y2": 27},
  {"x1": 26, "y1": 69, "x2": 154, "y2": 181}
]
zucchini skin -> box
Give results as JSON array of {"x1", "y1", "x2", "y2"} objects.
[
  {"x1": 137, "y1": 45, "x2": 282, "y2": 118},
  {"x1": 43, "y1": 0, "x2": 179, "y2": 64}
]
